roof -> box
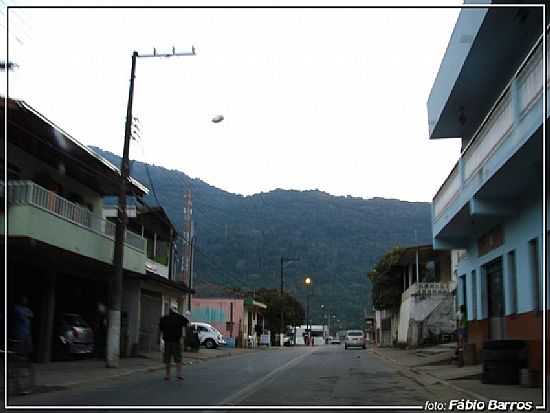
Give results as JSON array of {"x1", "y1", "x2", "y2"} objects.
[
  {"x1": 244, "y1": 297, "x2": 267, "y2": 309},
  {"x1": 134, "y1": 271, "x2": 194, "y2": 294},
  {"x1": 2, "y1": 97, "x2": 148, "y2": 197},
  {"x1": 136, "y1": 200, "x2": 177, "y2": 235}
]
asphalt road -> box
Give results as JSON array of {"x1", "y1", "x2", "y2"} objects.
[{"x1": 10, "y1": 344, "x2": 463, "y2": 411}]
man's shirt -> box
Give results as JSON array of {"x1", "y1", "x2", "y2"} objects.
[
  {"x1": 159, "y1": 313, "x2": 189, "y2": 342},
  {"x1": 14, "y1": 305, "x2": 33, "y2": 338}
]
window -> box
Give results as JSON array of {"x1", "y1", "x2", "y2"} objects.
[
  {"x1": 471, "y1": 270, "x2": 477, "y2": 320},
  {"x1": 485, "y1": 257, "x2": 504, "y2": 319},
  {"x1": 529, "y1": 238, "x2": 540, "y2": 311},
  {"x1": 507, "y1": 251, "x2": 517, "y2": 314}
]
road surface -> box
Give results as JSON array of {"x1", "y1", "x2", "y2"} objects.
[{"x1": 10, "y1": 344, "x2": 463, "y2": 410}]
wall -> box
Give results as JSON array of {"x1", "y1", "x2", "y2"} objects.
[
  {"x1": 121, "y1": 278, "x2": 141, "y2": 356},
  {"x1": 6, "y1": 204, "x2": 145, "y2": 274},
  {"x1": 457, "y1": 198, "x2": 543, "y2": 370},
  {"x1": 398, "y1": 293, "x2": 455, "y2": 347},
  {"x1": 398, "y1": 297, "x2": 412, "y2": 344},
  {"x1": 191, "y1": 298, "x2": 244, "y2": 340},
  {"x1": 457, "y1": 198, "x2": 542, "y2": 320},
  {"x1": 439, "y1": 253, "x2": 452, "y2": 283}
]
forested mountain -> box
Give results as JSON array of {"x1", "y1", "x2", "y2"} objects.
[{"x1": 91, "y1": 146, "x2": 432, "y2": 328}]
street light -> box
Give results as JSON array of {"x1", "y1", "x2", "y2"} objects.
[
  {"x1": 280, "y1": 256, "x2": 299, "y2": 347},
  {"x1": 304, "y1": 276, "x2": 312, "y2": 345}
]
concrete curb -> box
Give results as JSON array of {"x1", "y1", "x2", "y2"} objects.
[{"x1": 371, "y1": 349, "x2": 490, "y2": 402}]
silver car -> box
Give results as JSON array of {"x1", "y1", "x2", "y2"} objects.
[
  {"x1": 344, "y1": 330, "x2": 366, "y2": 349},
  {"x1": 55, "y1": 313, "x2": 95, "y2": 359}
]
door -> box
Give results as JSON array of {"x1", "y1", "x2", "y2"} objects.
[
  {"x1": 485, "y1": 257, "x2": 505, "y2": 340},
  {"x1": 139, "y1": 291, "x2": 162, "y2": 353}
]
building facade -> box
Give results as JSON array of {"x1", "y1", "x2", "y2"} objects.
[
  {"x1": 3, "y1": 97, "x2": 192, "y2": 362},
  {"x1": 427, "y1": 4, "x2": 546, "y2": 373},
  {"x1": 191, "y1": 297, "x2": 267, "y2": 347}
]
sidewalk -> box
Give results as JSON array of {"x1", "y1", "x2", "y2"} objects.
[
  {"x1": 371, "y1": 345, "x2": 543, "y2": 406},
  {"x1": 11, "y1": 347, "x2": 259, "y2": 396}
]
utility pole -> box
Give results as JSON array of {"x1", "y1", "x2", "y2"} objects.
[
  {"x1": 107, "y1": 47, "x2": 195, "y2": 368},
  {"x1": 280, "y1": 256, "x2": 299, "y2": 347},
  {"x1": 188, "y1": 235, "x2": 195, "y2": 311},
  {"x1": 107, "y1": 51, "x2": 137, "y2": 368}
]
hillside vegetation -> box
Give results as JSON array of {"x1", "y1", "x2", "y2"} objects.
[{"x1": 92, "y1": 147, "x2": 432, "y2": 327}]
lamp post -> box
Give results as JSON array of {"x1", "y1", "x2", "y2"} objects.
[
  {"x1": 321, "y1": 304, "x2": 330, "y2": 342},
  {"x1": 280, "y1": 256, "x2": 299, "y2": 347},
  {"x1": 108, "y1": 46, "x2": 200, "y2": 368},
  {"x1": 304, "y1": 276, "x2": 312, "y2": 345}
]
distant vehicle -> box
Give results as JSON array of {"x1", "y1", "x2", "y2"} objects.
[
  {"x1": 54, "y1": 313, "x2": 95, "y2": 359},
  {"x1": 344, "y1": 330, "x2": 366, "y2": 350},
  {"x1": 331, "y1": 336, "x2": 341, "y2": 345},
  {"x1": 190, "y1": 322, "x2": 226, "y2": 349}
]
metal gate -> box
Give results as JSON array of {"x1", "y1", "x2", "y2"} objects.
[{"x1": 139, "y1": 291, "x2": 162, "y2": 353}]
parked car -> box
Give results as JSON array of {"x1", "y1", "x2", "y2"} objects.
[
  {"x1": 190, "y1": 322, "x2": 226, "y2": 349},
  {"x1": 54, "y1": 313, "x2": 95, "y2": 359},
  {"x1": 331, "y1": 336, "x2": 341, "y2": 344},
  {"x1": 344, "y1": 330, "x2": 366, "y2": 350}
]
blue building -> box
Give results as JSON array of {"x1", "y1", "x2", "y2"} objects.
[{"x1": 427, "y1": 2, "x2": 546, "y2": 375}]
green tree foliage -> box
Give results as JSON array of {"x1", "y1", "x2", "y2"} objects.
[
  {"x1": 92, "y1": 147, "x2": 432, "y2": 325},
  {"x1": 253, "y1": 288, "x2": 305, "y2": 333},
  {"x1": 368, "y1": 246, "x2": 404, "y2": 311}
]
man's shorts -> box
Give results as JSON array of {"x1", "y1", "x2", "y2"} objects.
[{"x1": 163, "y1": 341, "x2": 182, "y2": 364}]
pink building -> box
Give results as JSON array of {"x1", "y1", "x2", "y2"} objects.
[{"x1": 191, "y1": 297, "x2": 267, "y2": 347}]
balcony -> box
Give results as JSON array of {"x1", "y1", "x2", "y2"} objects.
[
  {"x1": 145, "y1": 257, "x2": 169, "y2": 279},
  {"x1": 432, "y1": 36, "x2": 547, "y2": 240},
  {"x1": 402, "y1": 281, "x2": 456, "y2": 302},
  {"x1": 3, "y1": 180, "x2": 146, "y2": 274}
]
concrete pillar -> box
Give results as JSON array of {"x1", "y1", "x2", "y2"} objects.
[
  {"x1": 37, "y1": 272, "x2": 56, "y2": 363},
  {"x1": 122, "y1": 278, "x2": 141, "y2": 357}
]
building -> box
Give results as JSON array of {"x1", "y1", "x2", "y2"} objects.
[
  {"x1": 396, "y1": 246, "x2": 456, "y2": 347},
  {"x1": 3, "y1": 98, "x2": 146, "y2": 361},
  {"x1": 427, "y1": 3, "x2": 546, "y2": 374},
  {"x1": 104, "y1": 202, "x2": 193, "y2": 356},
  {"x1": 191, "y1": 297, "x2": 267, "y2": 347},
  {"x1": 2, "y1": 97, "x2": 192, "y2": 362},
  {"x1": 364, "y1": 311, "x2": 375, "y2": 343},
  {"x1": 372, "y1": 245, "x2": 456, "y2": 347},
  {"x1": 294, "y1": 324, "x2": 327, "y2": 345}
]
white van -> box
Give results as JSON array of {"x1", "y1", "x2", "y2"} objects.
[{"x1": 190, "y1": 322, "x2": 226, "y2": 349}]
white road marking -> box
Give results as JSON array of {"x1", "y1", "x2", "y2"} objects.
[{"x1": 207, "y1": 347, "x2": 317, "y2": 410}]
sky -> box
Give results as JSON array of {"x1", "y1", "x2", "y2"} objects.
[{"x1": 2, "y1": 0, "x2": 463, "y2": 202}]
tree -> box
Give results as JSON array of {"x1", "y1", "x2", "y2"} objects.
[
  {"x1": 368, "y1": 246, "x2": 403, "y2": 311},
  {"x1": 254, "y1": 288, "x2": 305, "y2": 334}
]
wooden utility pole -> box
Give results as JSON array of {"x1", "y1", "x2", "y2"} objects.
[
  {"x1": 107, "y1": 47, "x2": 195, "y2": 368},
  {"x1": 107, "y1": 51, "x2": 137, "y2": 368}
]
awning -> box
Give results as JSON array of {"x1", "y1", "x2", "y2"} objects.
[{"x1": 244, "y1": 297, "x2": 267, "y2": 309}]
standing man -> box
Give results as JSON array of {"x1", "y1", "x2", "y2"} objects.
[
  {"x1": 159, "y1": 305, "x2": 189, "y2": 381},
  {"x1": 456, "y1": 304, "x2": 467, "y2": 367},
  {"x1": 13, "y1": 296, "x2": 34, "y2": 358}
]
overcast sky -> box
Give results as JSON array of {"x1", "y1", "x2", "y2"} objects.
[{"x1": 2, "y1": 0, "x2": 463, "y2": 202}]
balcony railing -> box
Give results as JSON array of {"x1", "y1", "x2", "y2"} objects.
[
  {"x1": 6, "y1": 180, "x2": 146, "y2": 251},
  {"x1": 433, "y1": 34, "x2": 547, "y2": 222},
  {"x1": 402, "y1": 281, "x2": 456, "y2": 302}
]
